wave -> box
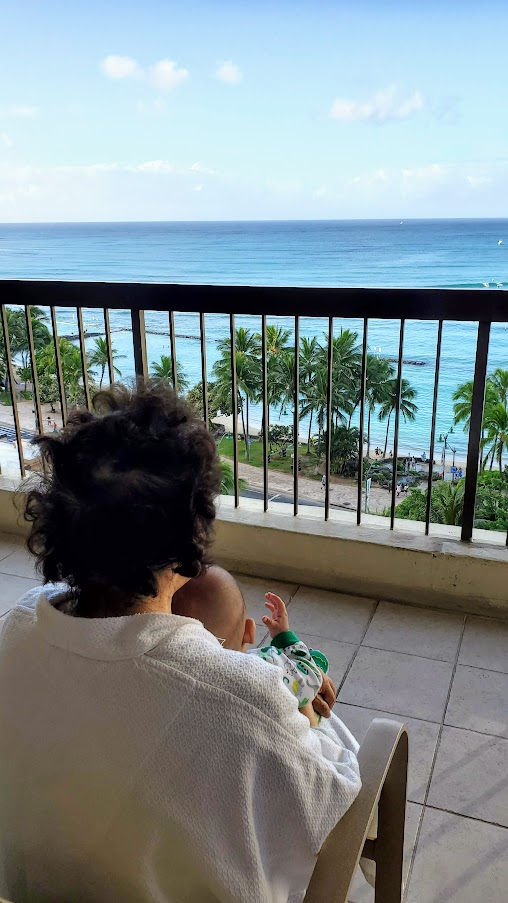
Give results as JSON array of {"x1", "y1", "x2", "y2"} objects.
[{"x1": 433, "y1": 281, "x2": 507, "y2": 289}]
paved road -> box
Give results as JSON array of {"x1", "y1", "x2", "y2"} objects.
[{"x1": 241, "y1": 488, "x2": 325, "y2": 508}]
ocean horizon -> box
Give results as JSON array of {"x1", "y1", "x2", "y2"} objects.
[{"x1": 1, "y1": 218, "x2": 507, "y2": 458}]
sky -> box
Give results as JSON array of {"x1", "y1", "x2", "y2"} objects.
[{"x1": 0, "y1": 0, "x2": 507, "y2": 222}]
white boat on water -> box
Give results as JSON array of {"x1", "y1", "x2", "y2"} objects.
[{"x1": 498, "y1": 240, "x2": 503, "y2": 245}]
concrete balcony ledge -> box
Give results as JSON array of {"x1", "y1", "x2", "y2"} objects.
[
  {"x1": 215, "y1": 497, "x2": 508, "y2": 620},
  {"x1": 0, "y1": 486, "x2": 506, "y2": 620}
]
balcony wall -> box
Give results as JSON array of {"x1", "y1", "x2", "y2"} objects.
[{"x1": 2, "y1": 487, "x2": 507, "y2": 620}]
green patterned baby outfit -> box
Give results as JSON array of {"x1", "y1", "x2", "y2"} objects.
[{"x1": 249, "y1": 630, "x2": 329, "y2": 708}]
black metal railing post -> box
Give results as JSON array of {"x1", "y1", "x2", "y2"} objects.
[
  {"x1": 390, "y1": 320, "x2": 405, "y2": 529},
  {"x1": 199, "y1": 313, "x2": 209, "y2": 428},
  {"x1": 357, "y1": 318, "x2": 368, "y2": 525},
  {"x1": 50, "y1": 307, "x2": 67, "y2": 425},
  {"x1": 461, "y1": 321, "x2": 491, "y2": 541},
  {"x1": 425, "y1": 321, "x2": 443, "y2": 535},
  {"x1": 229, "y1": 314, "x2": 239, "y2": 507},
  {"x1": 76, "y1": 307, "x2": 92, "y2": 410},
  {"x1": 293, "y1": 316, "x2": 299, "y2": 516},
  {"x1": 261, "y1": 316, "x2": 269, "y2": 511},
  {"x1": 324, "y1": 317, "x2": 333, "y2": 521},
  {"x1": 169, "y1": 311, "x2": 178, "y2": 392},
  {"x1": 131, "y1": 309, "x2": 148, "y2": 382},
  {"x1": 0, "y1": 305, "x2": 25, "y2": 477},
  {"x1": 103, "y1": 308, "x2": 115, "y2": 385},
  {"x1": 24, "y1": 305, "x2": 43, "y2": 437}
]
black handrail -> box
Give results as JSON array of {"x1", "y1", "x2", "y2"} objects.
[{"x1": 1, "y1": 279, "x2": 506, "y2": 546}]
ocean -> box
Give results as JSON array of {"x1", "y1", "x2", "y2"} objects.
[{"x1": 0, "y1": 219, "x2": 507, "y2": 457}]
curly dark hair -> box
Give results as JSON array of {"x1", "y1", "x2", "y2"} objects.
[{"x1": 24, "y1": 383, "x2": 221, "y2": 611}]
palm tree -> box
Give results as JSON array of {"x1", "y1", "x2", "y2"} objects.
[
  {"x1": 0, "y1": 307, "x2": 51, "y2": 391},
  {"x1": 150, "y1": 354, "x2": 189, "y2": 392},
  {"x1": 219, "y1": 458, "x2": 247, "y2": 495},
  {"x1": 35, "y1": 337, "x2": 95, "y2": 407},
  {"x1": 274, "y1": 350, "x2": 297, "y2": 415},
  {"x1": 299, "y1": 336, "x2": 319, "y2": 452},
  {"x1": 365, "y1": 355, "x2": 395, "y2": 457},
  {"x1": 213, "y1": 327, "x2": 260, "y2": 459},
  {"x1": 491, "y1": 368, "x2": 508, "y2": 407},
  {"x1": 453, "y1": 378, "x2": 498, "y2": 469},
  {"x1": 432, "y1": 481, "x2": 465, "y2": 526},
  {"x1": 300, "y1": 367, "x2": 330, "y2": 457},
  {"x1": 88, "y1": 337, "x2": 126, "y2": 389},
  {"x1": 265, "y1": 324, "x2": 291, "y2": 356},
  {"x1": 316, "y1": 329, "x2": 361, "y2": 429},
  {"x1": 378, "y1": 378, "x2": 418, "y2": 457},
  {"x1": 484, "y1": 402, "x2": 508, "y2": 473}
]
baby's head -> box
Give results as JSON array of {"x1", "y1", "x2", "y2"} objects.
[{"x1": 173, "y1": 565, "x2": 256, "y2": 652}]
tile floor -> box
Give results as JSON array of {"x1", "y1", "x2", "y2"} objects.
[{"x1": 1, "y1": 536, "x2": 507, "y2": 902}]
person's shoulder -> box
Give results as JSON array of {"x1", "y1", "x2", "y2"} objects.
[{"x1": 150, "y1": 630, "x2": 297, "y2": 725}]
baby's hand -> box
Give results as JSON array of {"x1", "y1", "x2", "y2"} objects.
[{"x1": 262, "y1": 592, "x2": 290, "y2": 638}]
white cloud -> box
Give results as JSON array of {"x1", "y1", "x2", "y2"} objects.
[
  {"x1": 466, "y1": 174, "x2": 492, "y2": 188},
  {"x1": 101, "y1": 56, "x2": 188, "y2": 93},
  {"x1": 101, "y1": 55, "x2": 140, "y2": 79},
  {"x1": 215, "y1": 61, "x2": 242, "y2": 85},
  {"x1": 149, "y1": 59, "x2": 188, "y2": 91},
  {"x1": 0, "y1": 105, "x2": 39, "y2": 118},
  {"x1": 0, "y1": 132, "x2": 12, "y2": 147},
  {"x1": 190, "y1": 161, "x2": 216, "y2": 175},
  {"x1": 312, "y1": 185, "x2": 326, "y2": 198},
  {"x1": 330, "y1": 86, "x2": 424, "y2": 123},
  {"x1": 192, "y1": 183, "x2": 203, "y2": 192}
]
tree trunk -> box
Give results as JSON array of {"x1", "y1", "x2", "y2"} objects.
[
  {"x1": 239, "y1": 394, "x2": 247, "y2": 460},
  {"x1": 99, "y1": 363, "x2": 106, "y2": 389},
  {"x1": 307, "y1": 409, "x2": 313, "y2": 454},
  {"x1": 383, "y1": 411, "x2": 392, "y2": 458},
  {"x1": 366, "y1": 408, "x2": 372, "y2": 458},
  {"x1": 245, "y1": 394, "x2": 250, "y2": 460}
]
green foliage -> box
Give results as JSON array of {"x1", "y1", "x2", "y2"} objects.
[
  {"x1": 393, "y1": 471, "x2": 508, "y2": 532},
  {"x1": 211, "y1": 324, "x2": 419, "y2": 476},
  {"x1": 219, "y1": 458, "x2": 247, "y2": 495},
  {"x1": 88, "y1": 337, "x2": 125, "y2": 388},
  {"x1": 453, "y1": 369, "x2": 508, "y2": 473},
  {"x1": 150, "y1": 354, "x2": 189, "y2": 392},
  {"x1": 35, "y1": 337, "x2": 94, "y2": 407},
  {"x1": 267, "y1": 425, "x2": 293, "y2": 454},
  {"x1": 330, "y1": 425, "x2": 360, "y2": 475}
]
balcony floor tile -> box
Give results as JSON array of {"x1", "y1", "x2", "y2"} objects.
[
  {"x1": 0, "y1": 572, "x2": 39, "y2": 617},
  {"x1": 339, "y1": 647, "x2": 454, "y2": 722},
  {"x1": 0, "y1": 546, "x2": 38, "y2": 580},
  {"x1": 445, "y1": 665, "x2": 508, "y2": 739},
  {"x1": 459, "y1": 616, "x2": 508, "y2": 674},
  {"x1": 405, "y1": 808, "x2": 508, "y2": 903},
  {"x1": 362, "y1": 600, "x2": 464, "y2": 662},
  {"x1": 427, "y1": 725, "x2": 508, "y2": 828},
  {"x1": 285, "y1": 587, "x2": 376, "y2": 644}
]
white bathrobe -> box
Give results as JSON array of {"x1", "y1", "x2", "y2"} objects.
[{"x1": 0, "y1": 586, "x2": 360, "y2": 903}]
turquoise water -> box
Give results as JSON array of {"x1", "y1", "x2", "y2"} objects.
[{"x1": 1, "y1": 219, "x2": 507, "y2": 455}]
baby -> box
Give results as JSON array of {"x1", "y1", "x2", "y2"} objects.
[
  {"x1": 173, "y1": 566, "x2": 333, "y2": 718},
  {"x1": 174, "y1": 566, "x2": 377, "y2": 887}
]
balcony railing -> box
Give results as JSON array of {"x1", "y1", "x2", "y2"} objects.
[{"x1": 1, "y1": 279, "x2": 507, "y2": 545}]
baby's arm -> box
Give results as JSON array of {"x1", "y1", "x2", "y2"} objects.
[{"x1": 260, "y1": 593, "x2": 326, "y2": 705}]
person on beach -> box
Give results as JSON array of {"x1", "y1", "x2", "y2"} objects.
[
  {"x1": 0, "y1": 384, "x2": 361, "y2": 903},
  {"x1": 173, "y1": 566, "x2": 335, "y2": 718}
]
